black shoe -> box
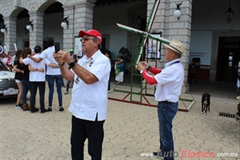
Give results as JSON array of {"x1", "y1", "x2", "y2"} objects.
[
  {"x1": 59, "y1": 107, "x2": 64, "y2": 112},
  {"x1": 19, "y1": 103, "x2": 23, "y2": 109},
  {"x1": 15, "y1": 105, "x2": 22, "y2": 110},
  {"x1": 153, "y1": 152, "x2": 159, "y2": 156},
  {"x1": 47, "y1": 107, "x2": 52, "y2": 112},
  {"x1": 40, "y1": 109, "x2": 48, "y2": 113},
  {"x1": 153, "y1": 151, "x2": 164, "y2": 159},
  {"x1": 30, "y1": 108, "x2": 39, "y2": 113}
]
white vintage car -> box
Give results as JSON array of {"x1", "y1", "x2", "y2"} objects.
[{"x1": 0, "y1": 60, "x2": 19, "y2": 98}]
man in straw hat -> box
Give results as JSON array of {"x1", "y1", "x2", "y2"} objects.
[
  {"x1": 137, "y1": 39, "x2": 186, "y2": 160},
  {"x1": 53, "y1": 29, "x2": 111, "y2": 160}
]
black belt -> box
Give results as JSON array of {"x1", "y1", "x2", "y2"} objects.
[{"x1": 158, "y1": 101, "x2": 174, "y2": 103}]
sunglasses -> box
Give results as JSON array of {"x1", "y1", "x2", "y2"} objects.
[{"x1": 80, "y1": 37, "x2": 95, "y2": 42}]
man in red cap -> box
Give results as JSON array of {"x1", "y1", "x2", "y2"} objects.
[{"x1": 54, "y1": 29, "x2": 111, "y2": 160}]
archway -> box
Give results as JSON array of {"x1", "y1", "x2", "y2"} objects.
[
  {"x1": 216, "y1": 37, "x2": 240, "y2": 82},
  {"x1": 42, "y1": 2, "x2": 63, "y2": 50}
]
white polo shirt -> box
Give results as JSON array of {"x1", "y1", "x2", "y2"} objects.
[
  {"x1": 154, "y1": 58, "x2": 184, "y2": 103},
  {"x1": 22, "y1": 54, "x2": 47, "y2": 82},
  {"x1": 40, "y1": 46, "x2": 61, "y2": 75},
  {"x1": 68, "y1": 50, "x2": 111, "y2": 121}
]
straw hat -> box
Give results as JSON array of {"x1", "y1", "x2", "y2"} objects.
[{"x1": 163, "y1": 39, "x2": 186, "y2": 56}]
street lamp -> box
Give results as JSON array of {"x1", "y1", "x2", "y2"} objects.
[
  {"x1": 225, "y1": 4, "x2": 234, "y2": 23},
  {"x1": 174, "y1": 2, "x2": 183, "y2": 20},
  {"x1": 1, "y1": 24, "x2": 7, "y2": 34},
  {"x1": 26, "y1": 21, "x2": 33, "y2": 31},
  {"x1": 61, "y1": 16, "x2": 69, "y2": 29}
]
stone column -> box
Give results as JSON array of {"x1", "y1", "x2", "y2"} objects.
[
  {"x1": 74, "y1": 1, "x2": 94, "y2": 34},
  {"x1": 171, "y1": 0, "x2": 192, "y2": 93},
  {"x1": 148, "y1": 0, "x2": 192, "y2": 93},
  {"x1": 28, "y1": 11, "x2": 44, "y2": 49},
  {"x1": 3, "y1": 16, "x2": 17, "y2": 54},
  {"x1": 61, "y1": 2, "x2": 94, "y2": 53},
  {"x1": 62, "y1": 5, "x2": 75, "y2": 51},
  {"x1": 147, "y1": 0, "x2": 167, "y2": 69}
]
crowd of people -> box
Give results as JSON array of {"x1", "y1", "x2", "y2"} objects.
[
  {"x1": 0, "y1": 38, "x2": 81, "y2": 113},
  {"x1": 0, "y1": 29, "x2": 112, "y2": 159},
  {"x1": 0, "y1": 51, "x2": 14, "y2": 68}
]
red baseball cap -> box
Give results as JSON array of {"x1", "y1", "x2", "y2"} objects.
[{"x1": 79, "y1": 29, "x2": 102, "y2": 44}]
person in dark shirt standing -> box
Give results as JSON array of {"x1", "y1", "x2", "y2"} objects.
[
  {"x1": 13, "y1": 49, "x2": 24, "y2": 109},
  {"x1": 20, "y1": 48, "x2": 31, "y2": 111},
  {"x1": 188, "y1": 60, "x2": 198, "y2": 84}
]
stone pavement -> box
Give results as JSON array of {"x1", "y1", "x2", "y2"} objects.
[{"x1": 0, "y1": 81, "x2": 239, "y2": 160}]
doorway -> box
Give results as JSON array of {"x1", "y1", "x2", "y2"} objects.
[
  {"x1": 216, "y1": 37, "x2": 240, "y2": 82},
  {"x1": 23, "y1": 40, "x2": 29, "y2": 48}
]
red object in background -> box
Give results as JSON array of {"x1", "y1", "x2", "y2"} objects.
[{"x1": 188, "y1": 65, "x2": 210, "y2": 81}]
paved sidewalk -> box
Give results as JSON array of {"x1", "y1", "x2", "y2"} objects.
[{"x1": 0, "y1": 82, "x2": 239, "y2": 160}]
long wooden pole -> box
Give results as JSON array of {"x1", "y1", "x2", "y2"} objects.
[
  {"x1": 135, "y1": 0, "x2": 160, "y2": 67},
  {"x1": 116, "y1": 0, "x2": 171, "y2": 67}
]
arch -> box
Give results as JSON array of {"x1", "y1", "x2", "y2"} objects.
[
  {"x1": 38, "y1": 1, "x2": 63, "y2": 13},
  {"x1": 43, "y1": 2, "x2": 63, "y2": 14},
  {"x1": 10, "y1": 7, "x2": 27, "y2": 17},
  {"x1": 40, "y1": 1, "x2": 64, "y2": 49}
]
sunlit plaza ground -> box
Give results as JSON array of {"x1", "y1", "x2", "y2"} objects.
[{"x1": 0, "y1": 80, "x2": 239, "y2": 160}]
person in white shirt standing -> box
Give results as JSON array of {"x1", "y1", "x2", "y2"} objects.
[
  {"x1": 54, "y1": 29, "x2": 110, "y2": 160},
  {"x1": 29, "y1": 38, "x2": 64, "y2": 112},
  {"x1": 137, "y1": 39, "x2": 186, "y2": 160},
  {"x1": 22, "y1": 46, "x2": 48, "y2": 113}
]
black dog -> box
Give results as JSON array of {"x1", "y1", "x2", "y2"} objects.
[{"x1": 201, "y1": 93, "x2": 211, "y2": 113}]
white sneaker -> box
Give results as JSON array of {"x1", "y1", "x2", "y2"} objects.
[
  {"x1": 15, "y1": 105, "x2": 22, "y2": 110},
  {"x1": 153, "y1": 152, "x2": 164, "y2": 159}
]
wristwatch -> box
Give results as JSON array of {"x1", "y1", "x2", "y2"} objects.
[
  {"x1": 69, "y1": 61, "x2": 76, "y2": 69},
  {"x1": 147, "y1": 65, "x2": 152, "y2": 71},
  {"x1": 58, "y1": 62, "x2": 65, "y2": 67}
]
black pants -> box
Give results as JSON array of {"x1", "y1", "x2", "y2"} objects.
[
  {"x1": 189, "y1": 73, "x2": 197, "y2": 84},
  {"x1": 30, "y1": 82, "x2": 45, "y2": 111},
  {"x1": 71, "y1": 115, "x2": 104, "y2": 160}
]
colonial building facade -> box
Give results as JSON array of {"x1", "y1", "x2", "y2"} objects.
[{"x1": 0, "y1": 0, "x2": 239, "y2": 92}]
